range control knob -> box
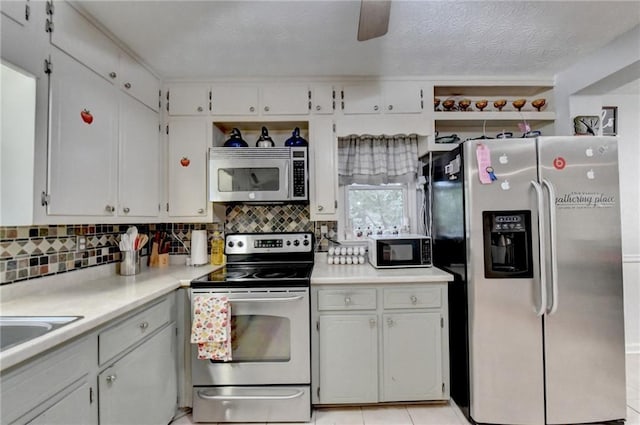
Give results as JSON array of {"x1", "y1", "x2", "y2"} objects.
[
  {"x1": 286, "y1": 240, "x2": 291, "y2": 246},
  {"x1": 228, "y1": 241, "x2": 234, "y2": 248},
  {"x1": 303, "y1": 239, "x2": 310, "y2": 246},
  {"x1": 293, "y1": 240, "x2": 300, "y2": 246},
  {"x1": 237, "y1": 241, "x2": 244, "y2": 248}
]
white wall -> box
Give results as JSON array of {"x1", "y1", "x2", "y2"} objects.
[{"x1": 554, "y1": 25, "x2": 640, "y2": 353}]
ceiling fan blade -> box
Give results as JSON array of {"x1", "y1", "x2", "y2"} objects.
[{"x1": 357, "y1": 0, "x2": 391, "y2": 41}]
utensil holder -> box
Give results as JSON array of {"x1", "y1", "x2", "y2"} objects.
[{"x1": 120, "y1": 251, "x2": 140, "y2": 276}]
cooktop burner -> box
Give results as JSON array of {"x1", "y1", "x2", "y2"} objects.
[
  {"x1": 191, "y1": 232, "x2": 314, "y2": 288},
  {"x1": 191, "y1": 263, "x2": 313, "y2": 288}
]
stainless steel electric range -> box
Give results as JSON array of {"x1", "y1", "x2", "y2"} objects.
[{"x1": 190, "y1": 232, "x2": 314, "y2": 423}]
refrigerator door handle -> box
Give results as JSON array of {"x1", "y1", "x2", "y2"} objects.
[
  {"x1": 543, "y1": 179, "x2": 559, "y2": 315},
  {"x1": 531, "y1": 180, "x2": 547, "y2": 316}
]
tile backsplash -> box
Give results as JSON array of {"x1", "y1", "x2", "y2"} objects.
[{"x1": 0, "y1": 204, "x2": 337, "y2": 285}]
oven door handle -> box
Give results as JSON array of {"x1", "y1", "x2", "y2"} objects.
[
  {"x1": 230, "y1": 295, "x2": 304, "y2": 303},
  {"x1": 197, "y1": 389, "x2": 305, "y2": 401}
]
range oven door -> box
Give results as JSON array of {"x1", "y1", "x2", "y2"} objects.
[{"x1": 190, "y1": 287, "x2": 310, "y2": 386}]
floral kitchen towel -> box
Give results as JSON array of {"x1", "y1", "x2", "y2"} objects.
[{"x1": 190, "y1": 295, "x2": 232, "y2": 361}]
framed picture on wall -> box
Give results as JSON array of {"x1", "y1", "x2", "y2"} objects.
[{"x1": 602, "y1": 106, "x2": 618, "y2": 135}]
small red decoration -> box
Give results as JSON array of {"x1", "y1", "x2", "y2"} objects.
[
  {"x1": 180, "y1": 157, "x2": 190, "y2": 167},
  {"x1": 80, "y1": 109, "x2": 93, "y2": 124},
  {"x1": 553, "y1": 157, "x2": 566, "y2": 170}
]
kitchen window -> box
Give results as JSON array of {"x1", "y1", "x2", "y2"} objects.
[
  {"x1": 337, "y1": 134, "x2": 421, "y2": 240},
  {"x1": 344, "y1": 183, "x2": 409, "y2": 238}
]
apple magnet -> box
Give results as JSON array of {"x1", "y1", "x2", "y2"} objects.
[{"x1": 80, "y1": 109, "x2": 93, "y2": 124}]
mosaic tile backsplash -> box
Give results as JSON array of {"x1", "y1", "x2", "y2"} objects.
[{"x1": 0, "y1": 203, "x2": 337, "y2": 285}]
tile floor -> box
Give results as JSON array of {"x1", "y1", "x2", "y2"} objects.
[{"x1": 173, "y1": 354, "x2": 640, "y2": 425}]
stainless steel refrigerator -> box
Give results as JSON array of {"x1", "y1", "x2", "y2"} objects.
[{"x1": 428, "y1": 136, "x2": 626, "y2": 425}]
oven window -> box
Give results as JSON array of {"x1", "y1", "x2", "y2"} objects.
[
  {"x1": 218, "y1": 168, "x2": 280, "y2": 192},
  {"x1": 228, "y1": 314, "x2": 291, "y2": 362}
]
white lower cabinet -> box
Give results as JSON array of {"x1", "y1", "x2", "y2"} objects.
[
  {"x1": 0, "y1": 293, "x2": 177, "y2": 425},
  {"x1": 382, "y1": 312, "x2": 443, "y2": 401},
  {"x1": 99, "y1": 324, "x2": 177, "y2": 425},
  {"x1": 27, "y1": 382, "x2": 93, "y2": 425},
  {"x1": 0, "y1": 336, "x2": 97, "y2": 425},
  {"x1": 312, "y1": 283, "x2": 449, "y2": 405},
  {"x1": 318, "y1": 314, "x2": 378, "y2": 403}
]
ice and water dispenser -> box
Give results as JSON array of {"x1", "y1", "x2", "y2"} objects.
[{"x1": 482, "y1": 211, "x2": 533, "y2": 278}]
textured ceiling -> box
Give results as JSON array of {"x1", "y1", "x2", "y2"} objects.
[{"x1": 75, "y1": 1, "x2": 640, "y2": 80}]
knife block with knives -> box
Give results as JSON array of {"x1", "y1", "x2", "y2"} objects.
[{"x1": 149, "y1": 232, "x2": 170, "y2": 267}]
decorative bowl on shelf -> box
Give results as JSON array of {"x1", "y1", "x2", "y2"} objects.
[
  {"x1": 475, "y1": 99, "x2": 488, "y2": 111},
  {"x1": 458, "y1": 99, "x2": 472, "y2": 111},
  {"x1": 442, "y1": 99, "x2": 456, "y2": 111},
  {"x1": 494, "y1": 99, "x2": 507, "y2": 111},
  {"x1": 512, "y1": 99, "x2": 526, "y2": 111},
  {"x1": 434, "y1": 97, "x2": 441, "y2": 111},
  {"x1": 531, "y1": 98, "x2": 546, "y2": 111}
]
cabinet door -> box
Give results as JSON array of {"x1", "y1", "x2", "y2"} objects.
[
  {"x1": 166, "y1": 84, "x2": 210, "y2": 116},
  {"x1": 99, "y1": 324, "x2": 177, "y2": 425},
  {"x1": 1, "y1": 0, "x2": 29, "y2": 25},
  {"x1": 309, "y1": 117, "x2": 337, "y2": 220},
  {"x1": 50, "y1": 1, "x2": 120, "y2": 84},
  {"x1": 342, "y1": 83, "x2": 381, "y2": 114},
  {"x1": 119, "y1": 94, "x2": 160, "y2": 218},
  {"x1": 48, "y1": 49, "x2": 118, "y2": 216},
  {"x1": 210, "y1": 85, "x2": 258, "y2": 115},
  {"x1": 382, "y1": 82, "x2": 423, "y2": 114},
  {"x1": 311, "y1": 84, "x2": 335, "y2": 115},
  {"x1": 261, "y1": 85, "x2": 309, "y2": 115},
  {"x1": 167, "y1": 118, "x2": 208, "y2": 217},
  {"x1": 119, "y1": 52, "x2": 160, "y2": 112},
  {"x1": 382, "y1": 312, "x2": 443, "y2": 401},
  {"x1": 319, "y1": 314, "x2": 378, "y2": 403},
  {"x1": 28, "y1": 382, "x2": 94, "y2": 425}
]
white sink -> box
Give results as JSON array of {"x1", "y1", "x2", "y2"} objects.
[{"x1": 0, "y1": 316, "x2": 83, "y2": 352}]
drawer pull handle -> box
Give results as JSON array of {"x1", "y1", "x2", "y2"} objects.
[
  {"x1": 139, "y1": 321, "x2": 149, "y2": 330},
  {"x1": 106, "y1": 374, "x2": 117, "y2": 383},
  {"x1": 344, "y1": 296, "x2": 352, "y2": 306},
  {"x1": 198, "y1": 389, "x2": 304, "y2": 401},
  {"x1": 369, "y1": 318, "x2": 376, "y2": 327},
  {"x1": 387, "y1": 317, "x2": 394, "y2": 327},
  {"x1": 410, "y1": 295, "x2": 418, "y2": 304}
]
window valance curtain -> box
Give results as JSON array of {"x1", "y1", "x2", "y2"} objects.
[{"x1": 338, "y1": 134, "x2": 419, "y2": 185}]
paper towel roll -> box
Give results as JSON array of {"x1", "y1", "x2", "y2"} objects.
[{"x1": 191, "y1": 230, "x2": 208, "y2": 266}]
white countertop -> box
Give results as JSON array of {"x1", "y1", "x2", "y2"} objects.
[
  {"x1": 311, "y1": 253, "x2": 453, "y2": 285},
  {"x1": 0, "y1": 262, "x2": 220, "y2": 371}
]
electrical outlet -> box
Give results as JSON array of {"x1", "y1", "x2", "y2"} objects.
[
  {"x1": 320, "y1": 225, "x2": 328, "y2": 235},
  {"x1": 76, "y1": 236, "x2": 87, "y2": 251}
]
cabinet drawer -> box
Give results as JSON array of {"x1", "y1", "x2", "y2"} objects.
[
  {"x1": 383, "y1": 287, "x2": 442, "y2": 309},
  {"x1": 99, "y1": 297, "x2": 171, "y2": 364},
  {"x1": 317, "y1": 289, "x2": 376, "y2": 311}
]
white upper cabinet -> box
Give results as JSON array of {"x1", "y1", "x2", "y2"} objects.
[
  {"x1": 342, "y1": 82, "x2": 424, "y2": 114},
  {"x1": 261, "y1": 85, "x2": 310, "y2": 115},
  {"x1": 210, "y1": 85, "x2": 259, "y2": 115},
  {"x1": 309, "y1": 117, "x2": 338, "y2": 220},
  {"x1": 50, "y1": 1, "x2": 120, "y2": 85},
  {"x1": 167, "y1": 117, "x2": 209, "y2": 218},
  {"x1": 50, "y1": 1, "x2": 160, "y2": 111},
  {"x1": 118, "y1": 52, "x2": 160, "y2": 112},
  {"x1": 48, "y1": 49, "x2": 118, "y2": 216},
  {"x1": 119, "y1": 94, "x2": 160, "y2": 217},
  {"x1": 1, "y1": 0, "x2": 31, "y2": 26},
  {"x1": 311, "y1": 84, "x2": 335, "y2": 115},
  {"x1": 166, "y1": 84, "x2": 210, "y2": 116},
  {"x1": 341, "y1": 83, "x2": 381, "y2": 114},
  {"x1": 383, "y1": 81, "x2": 424, "y2": 114}
]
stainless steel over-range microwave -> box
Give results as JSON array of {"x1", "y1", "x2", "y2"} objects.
[
  {"x1": 209, "y1": 147, "x2": 308, "y2": 203},
  {"x1": 368, "y1": 234, "x2": 432, "y2": 268}
]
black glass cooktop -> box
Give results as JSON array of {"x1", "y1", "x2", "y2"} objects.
[{"x1": 191, "y1": 263, "x2": 313, "y2": 288}]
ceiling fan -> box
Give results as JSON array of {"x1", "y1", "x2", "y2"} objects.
[{"x1": 357, "y1": 0, "x2": 391, "y2": 41}]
